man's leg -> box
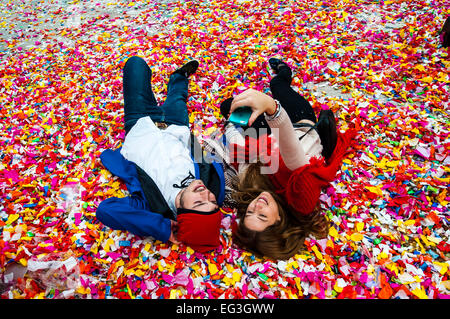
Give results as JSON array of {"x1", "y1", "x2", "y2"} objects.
[
  {"x1": 123, "y1": 56, "x2": 163, "y2": 134},
  {"x1": 160, "y1": 72, "x2": 190, "y2": 127},
  {"x1": 269, "y1": 64, "x2": 317, "y2": 124},
  {"x1": 160, "y1": 60, "x2": 199, "y2": 127}
]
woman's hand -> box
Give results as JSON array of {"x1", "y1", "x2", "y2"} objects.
[
  {"x1": 229, "y1": 88, "x2": 277, "y2": 126},
  {"x1": 168, "y1": 220, "x2": 180, "y2": 245}
]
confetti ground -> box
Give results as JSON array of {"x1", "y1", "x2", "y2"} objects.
[{"x1": 0, "y1": 0, "x2": 449, "y2": 300}]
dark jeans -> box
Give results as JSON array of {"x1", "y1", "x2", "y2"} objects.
[
  {"x1": 220, "y1": 66, "x2": 317, "y2": 134},
  {"x1": 123, "y1": 56, "x2": 189, "y2": 134}
]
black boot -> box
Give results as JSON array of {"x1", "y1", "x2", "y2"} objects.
[
  {"x1": 268, "y1": 57, "x2": 289, "y2": 74},
  {"x1": 173, "y1": 60, "x2": 199, "y2": 77}
]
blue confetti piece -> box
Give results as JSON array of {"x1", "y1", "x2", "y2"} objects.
[{"x1": 119, "y1": 240, "x2": 131, "y2": 247}]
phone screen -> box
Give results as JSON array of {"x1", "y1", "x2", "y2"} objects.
[{"x1": 228, "y1": 106, "x2": 252, "y2": 126}]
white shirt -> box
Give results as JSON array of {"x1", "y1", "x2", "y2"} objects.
[{"x1": 120, "y1": 117, "x2": 195, "y2": 212}]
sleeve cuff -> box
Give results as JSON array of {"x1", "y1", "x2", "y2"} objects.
[{"x1": 264, "y1": 107, "x2": 289, "y2": 128}]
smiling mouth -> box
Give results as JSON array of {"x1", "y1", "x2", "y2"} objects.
[
  {"x1": 258, "y1": 196, "x2": 268, "y2": 205},
  {"x1": 194, "y1": 184, "x2": 206, "y2": 192}
]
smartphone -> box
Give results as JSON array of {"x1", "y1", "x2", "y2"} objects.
[{"x1": 228, "y1": 106, "x2": 252, "y2": 126}]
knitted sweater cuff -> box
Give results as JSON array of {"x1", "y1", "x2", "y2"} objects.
[{"x1": 264, "y1": 107, "x2": 289, "y2": 128}]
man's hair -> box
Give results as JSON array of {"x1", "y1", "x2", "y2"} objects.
[
  {"x1": 231, "y1": 162, "x2": 329, "y2": 260},
  {"x1": 179, "y1": 188, "x2": 187, "y2": 208}
]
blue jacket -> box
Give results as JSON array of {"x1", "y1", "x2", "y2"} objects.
[{"x1": 96, "y1": 147, "x2": 225, "y2": 242}]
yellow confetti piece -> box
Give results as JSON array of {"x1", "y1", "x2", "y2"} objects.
[
  {"x1": 232, "y1": 271, "x2": 242, "y2": 283},
  {"x1": 415, "y1": 65, "x2": 425, "y2": 72},
  {"x1": 311, "y1": 245, "x2": 323, "y2": 260},
  {"x1": 157, "y1": 261, "x2": 164, "y2": 272},
  {"x1": 365, "y1": 186, "x2": 383, "y2": 197},
  {"x1": 385, "y1": 160, "x2": 400, "y2": 168},
  {"x1": 414, "y1": 238, "x2": 426, "y2": 254},
  {"x1": 420, "y1": 235, "x2": 435, "y2": 247},
  {"x1": 411, "y1": 287, "x2": 428, "y2": 299},
  {"x1": 76, "y1": 286, "x2": 90, "y2": 295},
  {"x1": 225, "y1": 264, "x2": 234, "y2": 273},
  {"x1": 127, "y1": 284, "x2": 134, "y2": 299},
  {"x1": 288, "y1": 260, "x2": 299, "y2": 270},
  {"x1": 344, "y1": 45, "x2": 356, "y2": 52},
  {"x1": 404, "y1": 220, "x2": 416, "y2": 226},
  {"x1": 356, "y1": 222, "x2": 364, "y2": 232},
  {"x1": 170, "y1": 290, "x2": 179, "y2": 299},
  {"x1": 329, "y1": 226, "x2": 339, "y2": 238},
  {"x1": 222, "y1": 276, "x2": 233, "y2": 286},
  {"x1": 437, "y1": 189, "x2": 448, "y2": 206},
  {"x1": 104, "y1": 238, "x2": 114, "y2": 253},
  {"x1": 350, "y1": 233, "x2": 363, "y2": 242},
  {"x1": 144, "y1": 243, "x2": 152, "y2": 252},
  {"x1": 441, "y1": 281, "x2": 450, "y2": 290},
  {"x1": 208, "y1": 263, "x2": 219, "y2": 275},
  {"x1": 287, "y1": 291, "x2": 298, "y2": 298},
  {"x1": 334, "y1": 280, "x2": 344, "y2": 293},
  {"x1": 433, "y1": 262, "x2": 448, "y2": 275},
  {"x1": 326, "y1": 239, "x2": 335, "y2": 250},
  {"x1": 420, "y1": 76, "x2": 433, "y2": 83},
  {"x1": 19, "y1": 258, "x2": 27, "y2": 267},
  {"x1": 436, "y1": 72, "x2": 449, "y2": 83},
  {"x1": 378, "y1": 251, "x2": 389, "y2": 260},
  {"x1": 368, "y1": 111, "x2": 378, "y2": 118},
  {"x1": 90, "y1": 243, "x2": 98, "y2": 254},
  {"x1": 386, "y1": 263, "x2": 399, "y2": 276},
  {"x1": 6, "y1": 214, "x2": 19, "y2": 225},
  {"x1": 294, "y1": 277, "x2": 303, "y2": 293}
]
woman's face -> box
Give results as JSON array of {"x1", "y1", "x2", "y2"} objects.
[{"x1": 243, "y1": 191, "x2": 280, "y2": 232}]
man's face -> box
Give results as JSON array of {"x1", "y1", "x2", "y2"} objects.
[{"x1": 179, "y1": 180, "x2": 218, "y2": 212}]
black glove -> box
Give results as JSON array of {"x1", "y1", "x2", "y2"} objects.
[{"x1": 440, "y1": 16, "x2": 450, "y2": 48}]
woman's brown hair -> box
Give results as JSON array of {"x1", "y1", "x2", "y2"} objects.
[{"x1": 231, "y1": 162, "x2": 329, "y2": 260}]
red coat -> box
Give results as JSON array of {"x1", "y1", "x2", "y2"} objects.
[{"x1": 231, "y1": 128, "x2": 357, "y2": 216}]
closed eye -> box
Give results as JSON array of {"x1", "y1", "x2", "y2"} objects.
[
  {"x1": 246, "y1": 210, "x2": 268, "y2": 222},
  {"x1": 192, "y1": 201, "x2": 206, "y2": 209},
  {"x1": 193, "y1": 201, "x2": 219, "y2": 209},
  {"x1": 257, "y1": 215, "x2": 268, "y2": 222}
]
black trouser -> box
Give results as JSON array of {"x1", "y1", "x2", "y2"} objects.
[{"x1": 220, "y1": 66, "x2": 317, "y2": 134}]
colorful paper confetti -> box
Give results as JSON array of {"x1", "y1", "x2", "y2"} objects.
[{"x1": 0, "y1": 0, "x2": 449, "y2": 299}]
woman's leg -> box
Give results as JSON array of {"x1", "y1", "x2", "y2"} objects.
[
  {"x1": 269, "y1": 65, "x2": 317, "y2": 123},
  {"x1": 122, "y1": 56, "x2": 163, "y2": 134}
]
